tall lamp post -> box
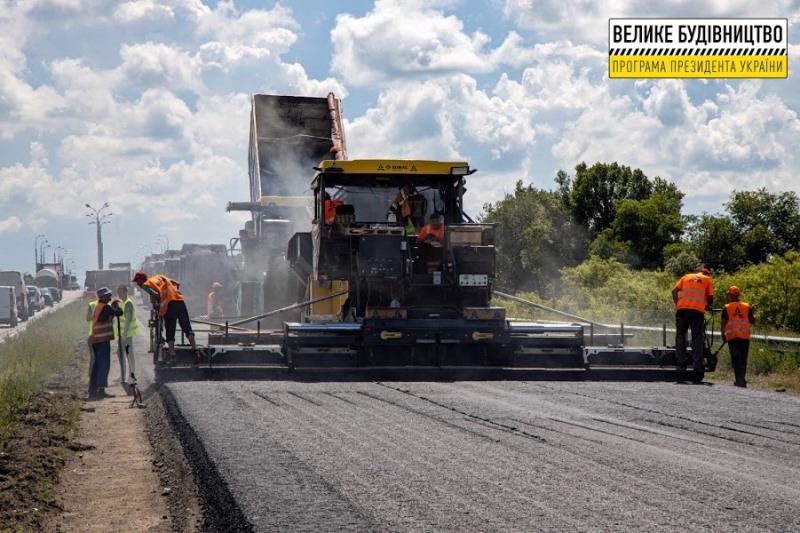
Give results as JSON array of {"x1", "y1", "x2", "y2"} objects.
[
  {"x1": 40, "y1": 241, "x2": 50, "y2": 268},
  {"x1": 157, "y1": 234, "x2": 169, "y2": 253},
  {"x1": 54, "y1": 245, "x2": 66, "y2": 263},
  {"x1": 34, "y1": 234, "x2": 45, "y2": 269},
  {"x1": 86, "y1": 202, "x2": 112, "y2": 270}
]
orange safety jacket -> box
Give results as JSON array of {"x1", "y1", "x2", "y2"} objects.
[
  {"x1": 723, "y1": 302, "x2": 752, "y2": 340},
  {"x1": 144, "y1": 274, "x2": 184, "y2": 316},
  {"x1": 91, "y1": 301, "x2": 115, "y2": 344},
  {"x1": 674, "y1": 273, "x2": 712, "y2": 313},
  {"x1": 418, "y1": 223, "x2": 444, "y2": 242},
  {"x1": 325, "y1": 199, "x2": 344, "y2": 224}
]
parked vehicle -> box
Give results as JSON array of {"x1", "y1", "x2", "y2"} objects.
[
  {"x1": 0, "y1": 271, "x2": 29, "y2": 321},
  {"x1": 40, "y1": 287, "x2": 53, "y2": 307},
  {"x1": 26, "y1": 286, "x2": 43, "y2": 314},
  {"x1": 0, "y1": 286, "x2": 18, "y2": 327}
]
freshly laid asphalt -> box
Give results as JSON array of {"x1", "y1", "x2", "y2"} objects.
[{"x1": 163, "y1": 376, "x2": 800, "y2": 532}]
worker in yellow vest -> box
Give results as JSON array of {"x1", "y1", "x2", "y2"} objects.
[
  {"x1": 721, "y1": 286, "x2": 756, "y2": 388},
  {"x1": 116, "y1": 285, "x2": 139, "y2": 388}
]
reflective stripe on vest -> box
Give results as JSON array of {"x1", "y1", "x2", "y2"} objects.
[
  {"x1": 675, "y1": 273, "x2": 711, "y2": 313},
  {"x1": 92, "y1": 302, "x2": 114, "y2": 344},
  {"x1": 144, "y1": 275, "x2": 183, "y2": 316},
  {"x1": 724, "y1": 302, "x2": 752, "y2": 340},
  {"x1": 119, "y1": 297, "x2": 139, "y2": 336}
]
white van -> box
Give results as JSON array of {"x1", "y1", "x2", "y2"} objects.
[
  {"x1": 0, "y1": 286, "x2": 18, "y2": 327},
  {"x1": 0, "y1": 271, "x2": 28, "y2": 321}
]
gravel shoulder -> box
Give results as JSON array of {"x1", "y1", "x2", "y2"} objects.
[{"x1": 26, "y1": 330, "x2": 203, "y2": 532}]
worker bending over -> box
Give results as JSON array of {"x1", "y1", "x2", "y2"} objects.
[{"x1": 132, "y1": 271, "x2": 198, "y2": 363}]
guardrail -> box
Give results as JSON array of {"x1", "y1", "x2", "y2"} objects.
[{"x1": 494, "y1": 290, "x2": 800, "y2": 350}]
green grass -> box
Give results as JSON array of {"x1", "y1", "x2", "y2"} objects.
[{"x1": 0, "y1": 300, "x2": 87, "y2": 444}]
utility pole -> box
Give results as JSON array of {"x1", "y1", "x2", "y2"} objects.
[{"x1": 86, "y1": 202, "x2": 112, "y2": 270}]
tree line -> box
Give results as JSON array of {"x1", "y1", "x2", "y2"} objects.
[{"x1": 480, "y1": 161, "x2": 800, "y2": 333}]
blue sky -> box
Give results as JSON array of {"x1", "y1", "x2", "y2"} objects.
[{"x1": 1, "y1": 0, "x2": 799, "y2": 280}]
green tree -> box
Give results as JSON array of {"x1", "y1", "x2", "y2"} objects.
[
  {"x1": 568, "y1": 162, "x2": 652, "y2": 236},
  {"x1": 610, "y1": 183, "x2": 684, "y2": 269},
  {"x1": 686, "y1": 214, "x2": 745, "y2": 273},
  {"x1": 481, "y1": 181, "x2": 587, "y2": 295},
  {"x1": 726, "y1": 188, "x2": 800, "y2": 263}
]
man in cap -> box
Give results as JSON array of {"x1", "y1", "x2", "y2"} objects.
[
  {"x1": 721, "y1": 286, "x2": 756, "y2": 388},
  {"x1": 207, "y1": 281, "x2": 224, "y2": 319},
  {"x1": 672, "y1": 267, "x2": 714, "y2": 372},
  {"x1": 132, "y1": 271, "x2": 197, "y2": 363},
  {"x1": 88, "y1": 287, "x2": 123, "y2": 399}
]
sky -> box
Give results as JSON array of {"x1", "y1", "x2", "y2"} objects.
[{"x1": 1, "y1": 0, "x2": 799, "y2": 281}]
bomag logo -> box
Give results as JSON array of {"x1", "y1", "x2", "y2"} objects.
[{"x1": 377, "y1": 163, "x2": 413, "y2": 172}]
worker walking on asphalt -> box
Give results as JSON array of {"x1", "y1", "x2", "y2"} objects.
[
  {"x1": 207, "y1": 282, "x2": 224, "y2": 319},
  {"x1": 672, "y1": 267, "x2": 714, "y2": 371},
  {"x1": 721, "y1": 286, "x2": 756, "y2": 388},
  {"x1": 132, "y1": 271, "x2": 197, "y2": 363},
  {"x1": 116, "y1": 285, "x2": 139, "y2": 387},
  {"x1": 88, "y1": 287, "x2": 123, "y2": 400}
]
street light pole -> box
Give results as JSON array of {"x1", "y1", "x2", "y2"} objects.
[
  {"x1": 40, "y1": 242, "x2": 50, "y2": 267},
  {"x1": 86, "y1": 202, "x2": 112, "y2": 270},
  {"x1": 34, "y1": 234, "x2": 45, "y2": 269}
]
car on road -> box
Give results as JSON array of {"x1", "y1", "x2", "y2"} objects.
[
  {"x1": 25, "y1": 286, "x2": 43, "y2": 314},
  {"x1": 0, "y1": 286, "x2": 18, "y2": 327},
  {"x1": 40, "y1": 288, "x2": 53, "y2": 307},
  {"x1": 0, "y1": 271, "x2": 29, "y2": 321}
]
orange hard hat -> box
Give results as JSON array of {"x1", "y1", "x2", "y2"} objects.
[{"x1": 727, "y1": 286, "x2": 740, "y2": 296}]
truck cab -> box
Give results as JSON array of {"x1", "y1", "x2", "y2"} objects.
[{"x1": 289, "y1": 159, "x2": 496, "y2": 321}]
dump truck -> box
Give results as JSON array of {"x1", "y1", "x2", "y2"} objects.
[
  {"x1": 151, "y1": 93, "x2": 714, "y2": 381},
  {"x1": 225, "y1": 93, "x2": 347, "y2": 326}
]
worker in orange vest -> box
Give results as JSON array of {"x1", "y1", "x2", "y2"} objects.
[
  {"x1": 672, "y1": 267, "x2": 714, "y2": 371},
  {"x1": 721, "y1": 286, "x2": 756, "y2": 388},
  {"x1": 132, "y1": 271, "x2": 198, "y2": 363},
  {"x1": 417, "y1": 213, "x2": 445, "y2": 247},
  {"x1": 319, "y1": 192, "x2": 344, "y2": 224}
]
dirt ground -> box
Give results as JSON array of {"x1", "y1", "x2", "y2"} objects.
[{"x1": 0, "y1": 342, "x2": 202, "y2": 532}]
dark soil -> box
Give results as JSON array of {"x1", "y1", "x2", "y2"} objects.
[{"x1": 0, "y1": 352, "x2": 85, "y2": 531}]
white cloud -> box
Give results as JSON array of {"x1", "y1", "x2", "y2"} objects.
[
  {"x1": 503, "y1": 0, "x2": 800, "y2": 43},
  {"x1": 0, "y1": 216, "x2": 23, "y2": 234}
]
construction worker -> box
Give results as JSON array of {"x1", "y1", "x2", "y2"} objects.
[
  {"x1": 88, "y1": 287, "x2": 123, "y2": 399},
  {"x1": 116, "y1": 285, "x2": 139, "y2": 387},
  {"x1": 672, "y1": 267, "x2": 714, "y2": 371},
  {"x1": 207, "y1": 282, "x2": 224, "y2": 319},
  {"x1": 418, "y1": 213, "x2": 445, "y2": 247},
  {"x1": 132, "y1": 271, "x2": 197, "y2": 363},
  {"x1": 320, "y1": 191, "x2": 344, "y2": 224},
  {"x1": 721, "y1": 286, "x2": 756, "y2": 388}
]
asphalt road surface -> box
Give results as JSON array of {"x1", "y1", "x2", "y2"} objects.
[{"x1": 162, "y1": 376, "x2": 800, "y2": 532}]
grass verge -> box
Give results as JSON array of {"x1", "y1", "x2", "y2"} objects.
[
  {"x1": 0, "y1": 300, "x2": 90, "y2": 532},
  {"x1": 0, "y1": 300, "x2": 87, "y2": 442}
]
